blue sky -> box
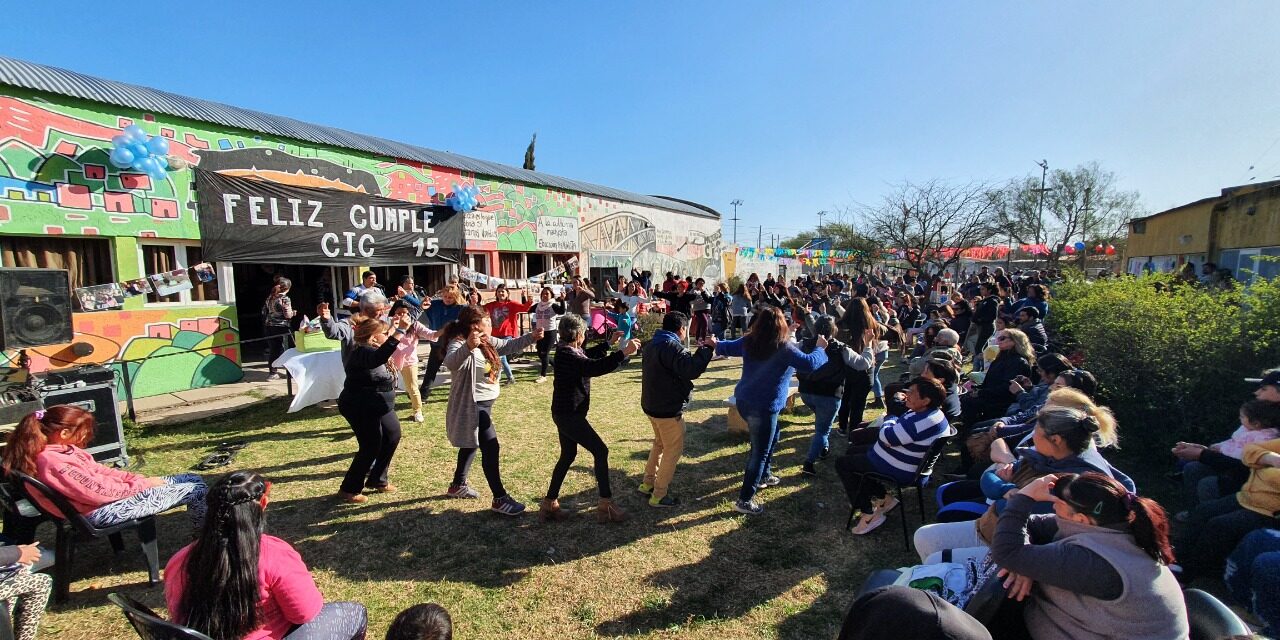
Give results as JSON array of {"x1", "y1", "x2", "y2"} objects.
[{"x1": 6, "y1": 1, "x2": 1279, "y2": 244}]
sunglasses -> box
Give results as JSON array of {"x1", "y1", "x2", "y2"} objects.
[{"x1": 996, "y1": 335, "x2": 1011, "y2": 342}]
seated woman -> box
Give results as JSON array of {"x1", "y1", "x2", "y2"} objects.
[
  {"x1": 1175, "y1": 434, "x2": 1280, "y2": 580},
  {"x1": 836, "y1": 377, "x2": 952, "y2": 535},
  {"x1": 961, "y1": 355, "x2": 1078, "y2": 470},
  {"x1": 987, "y1": 473, "x2": 1187, "y2": 640},
  {"x1": 0, "y1": 542, "x2": 51, "y2": 640},
  {"x1": 166, "y1": 471, "x2": 367, "y2": 640},
  {"x1": 915, "y1": 403, "x2": 1132, "y2": 565},
  {"x1": 959, "y1": 328, "x2": 1035, "y2": 431},
  {"x1": 0, "y1": 406, "x2": 207, "y2": 531},
  {"x1": 1225, "y1": 528, "x2": 1280, "y2": 636}
]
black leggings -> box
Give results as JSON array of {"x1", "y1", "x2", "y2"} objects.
[
  {"x1": 337, "y1": 390, "x2": 401, "y2": 495},
  {"x1": 419, "y1": 339, "x2": 443, "y2": 400},
  {"x1": 536, "y1": 330, "x2": 558, "y2": 376},
  {"x1": 546, "y1": 413, "x2": 612, "y2": 500},
  {"x1": 837, "y1": 370, "x2": 873, "y2": 431},
  {"x1": 452, "y1": 406, "x2": 507, "y2": 498},
  {"x1": 264, "y1": 324, "x2": 292, "y2": 372}
]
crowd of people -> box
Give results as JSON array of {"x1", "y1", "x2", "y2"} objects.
[{"x1": 2, "y1": 262, "x2": 1278, "y2": 638}]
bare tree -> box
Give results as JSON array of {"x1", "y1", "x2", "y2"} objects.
[
  {"x1": 1041, "y1": 162, "x2": 1141, "y2": 264},
  {"x1": 860, "y1": 180, "x2": 999, "y2": 274}
]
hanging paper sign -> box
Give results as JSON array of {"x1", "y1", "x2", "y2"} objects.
[
  {"x1": 150, "y1": 268, "x2": 194, "y2": 297},
  {"x1": 464, "y1": 210, "x2": 498, "y2": 242},
  {"x1": 536, "y1": 216, "x2": 580, "y2": 252},
  {"x1": 119, "y1": 277, "x2": 153, "y2": 298},
  {"x1": 195, "y1": 168, "x2": 464, "y2": 266},
  {"x1": 192, "y1": 262, "x2": 217, "y2": 283}
]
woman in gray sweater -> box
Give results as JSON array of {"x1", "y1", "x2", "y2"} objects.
[{"x1": 989, "y1": 472, "x2": 1187, "y2": 640}]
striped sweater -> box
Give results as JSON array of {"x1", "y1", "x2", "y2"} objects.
[{"x1": 867, "y1": 408, "x2": 951, "y2": 483}]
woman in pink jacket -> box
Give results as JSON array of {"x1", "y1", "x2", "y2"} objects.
[
  {"x1": 389, "y1": 300, "x2": 439, "y2": 423},
  {"x1": 1, "y1": 405, "x2": 207, "y2": 530},
  {"x1": 166, "y1": 471, "x2": 367, "y2": 640}
]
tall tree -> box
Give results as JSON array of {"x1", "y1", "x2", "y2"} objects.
[
  {"x1": 523, "y1": 133, "x2": 537, "y2": 171},
  {"x1": 860, "y1": 180, "x2": 999, "y2": 274}
]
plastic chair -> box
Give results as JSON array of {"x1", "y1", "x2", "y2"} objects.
[
  {"x1": 846, "y1": 434, "x2": 956, "y2": 548},
  {"x1": 1183, "y1": 588, "x2": 1251, "y2": 640},
  {"x1": 108, "y1": 593, "x2": 215, "y2": 640},
  {"x1": 9, "y1": 471, "x2": 160, "y2": 603}
]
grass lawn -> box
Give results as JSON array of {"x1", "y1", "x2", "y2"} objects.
[{"x1": 32, "y1": 354, "x2": 1175, "y2": 639}]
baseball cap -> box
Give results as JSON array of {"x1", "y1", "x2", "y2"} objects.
[{"x1": 1245, "y1": 370, "x2": 1280, "y2": 387}]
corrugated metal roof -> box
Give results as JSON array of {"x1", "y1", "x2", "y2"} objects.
[{"x1": 0, "y1": 55, "x2": 718, "y2": 219}]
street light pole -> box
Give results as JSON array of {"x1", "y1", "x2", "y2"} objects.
[
  {"x1": 730, "y1": 199, "x2": 743, "y2": 245},
  {"x1": 1078, "y1": 186, "x2": 1093, "y2": 272},
  {"x1": 1035, "y1": 160, "x2": 1049, "y2": 267}
]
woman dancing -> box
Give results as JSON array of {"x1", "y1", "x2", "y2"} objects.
[
  {"x1": 389, "y1": 300, "x2": 438, "y2": 423},
  {"x1": 715, "y1": 307, "x2": 828, "y2": 515},
  {"x1": 531, "y1": 287, "x2": 565, "y2": 383},
  {"x1": 442, "y1": 306, "x2": 543, "y2": 515},
  {"x1": 330, "y1": 310, "x2": 413, "y2": 503},
  {"x1": 542, "y1": 314, "x2": 641, "y2": 522}
]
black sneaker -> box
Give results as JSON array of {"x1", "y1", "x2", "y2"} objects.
[
  {"x1": 819, "y1": 446, "x2": 831, "y2": 460},
  {"x1": 801, "y1": 463, "x2": 817, "y2": 477},
  {"x1": 649, "y1": 494, "x2": 680, "y2": 508}
]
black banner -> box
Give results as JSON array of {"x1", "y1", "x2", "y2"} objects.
[{"x1": 194, "y1": 169, "x2": 464, "y2": 266}]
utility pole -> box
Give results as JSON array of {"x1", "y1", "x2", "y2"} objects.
[
  {"x1": 1078, "y1": 186, "x2": 1093, "y2": 272},
  {"x1": 1034, "y1": 161, "x2": 1044, "y2": 268},
  {"x1": 730, "y1": 199, "x2": 743, "y2": 245},
  {"x1": 817, "y1": 210, "x2": 827, "y2": 236},
  {"x1": 757, "y1": 225, "x2": 762, "y2": 250}
]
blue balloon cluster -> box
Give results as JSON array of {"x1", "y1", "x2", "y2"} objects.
[
  {"x1": 446, "y1": 183, "x2": 480, "y2": 212},
  {"x1": 107, "y1": 125, "x2": 170, "y2": 182}
]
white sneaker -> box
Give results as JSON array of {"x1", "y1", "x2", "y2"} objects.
[
  {"x1": 412, "y1": 411, "x2": 424, "y2": 423},
  {"x1": 851, "y1": 513, "x2": 887, "y2": 535},
  {"x1": 536, "y1": 376, "x2": 547, "y2": 384},
  {"x1": 266, "y1": 372, "x2": 281, "y2": 381}
]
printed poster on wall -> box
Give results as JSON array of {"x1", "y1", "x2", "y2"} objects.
[
  {"x1": 150, "y1": 269, "x2": 194, "y2": 297},
  {"x1": 75, "y1": 283, "x2": 125, "y2": 311},
  {"x1": 195, "y1": 169, "x2": 464, "y2": 266},
  {"x1": 464, "y1": 210, "x2": 498, "y2": 242},
  {"x1": 536, "y1": 216, "x2": 580, "y2": 252}
]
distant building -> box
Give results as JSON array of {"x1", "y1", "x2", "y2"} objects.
[{"x1": 1123, "y1": 179, "x2": 1280, "y2": 281}]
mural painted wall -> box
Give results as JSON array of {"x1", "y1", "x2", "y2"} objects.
[{"x1": 579, "y1": 198, "x2": 723, "y2": 280}]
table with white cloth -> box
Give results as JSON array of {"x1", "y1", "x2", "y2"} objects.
[{"x1": 274, "y1": 348, "x2": 415, "y2": 413}]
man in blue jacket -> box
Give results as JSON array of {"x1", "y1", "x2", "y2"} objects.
[{"x1": 640, "y1": 312, "x2": 715, "y2": 507}]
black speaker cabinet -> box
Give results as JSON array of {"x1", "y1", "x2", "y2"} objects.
[
  {"x1": 40, "y1": 382, "x2": 127, "y2": 465},
  {"x1": 0, "y1": 268, "x2": 73, "y2": 349}
]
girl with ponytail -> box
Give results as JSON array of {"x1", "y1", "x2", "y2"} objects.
[
  {"x1": 1, "y1": 406, "x2": 207, "y2": 531},
  {"x1": 987, "y1": 472, "x2": 1187, "y2": 640},
  {"x1": 165, "y1": 471, "x2": 368, "y2": 639},
  {"x1": 441, "y1": 306, "x2": 543, "y2": 515}
]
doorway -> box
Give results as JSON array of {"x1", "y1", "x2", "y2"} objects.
[{"x1": 231, "y1": 263, "x2": 341, "y2": 364}]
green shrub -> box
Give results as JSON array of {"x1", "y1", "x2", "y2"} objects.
[
  {"x1": 633, "y1": 311, "x2": 665, "y2": 344},
  {"x1": 1048, "y1": 273, "x2": 1280, "y2": 453}
]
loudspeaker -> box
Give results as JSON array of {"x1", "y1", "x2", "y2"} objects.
[
  {"x1": 0, "y1": 268, "x2": 73, "y2": 349},
  {"x1": 39, "y1": 382, "x2": 127, "y2": 465}
]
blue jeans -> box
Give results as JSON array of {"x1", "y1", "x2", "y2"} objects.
[
  {"x1": 499, "y1": 355, "x2": 515, "y2": 383},
  {"x1": 801, "y1": 392, "x2": 841, "y2": 464},
  {"x1": 871, "y1": 351, "x2": 887, "y2": 399},
  {"x1": 712, "y1": 321, "x2": 726, "y2": 340},
  {"x1": 1182, "y1": 460, "x2": 1221, "y2": 503},
  {"x1": 1226, "y1": 528, "x2": 1280, "y2": 634},
  {"x1": 739, "y1": 409, "x2": 781, "y2": 502}
]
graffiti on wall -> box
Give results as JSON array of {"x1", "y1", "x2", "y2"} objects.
[
  {"x1": 580, "y1": 198, "x2": 724, "y2": 280},
  {"x1": 23, "y1": 308, "x2": 241, "y2": 398}
]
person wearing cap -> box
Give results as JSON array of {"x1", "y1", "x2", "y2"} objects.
[
  {"x1": 986, "y1": 472, "x2": 1187, "y2": 640},
  {"x1": 1249, "y1": 368, "x2": 1280, "y2": 404}
]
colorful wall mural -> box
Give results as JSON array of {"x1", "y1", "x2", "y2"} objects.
[
  {"x1": 579, "y1": 198, "x2": 723, "y2": 280},
  {"x1": 0, "y1": 82, "x2": 719, "y2": 396}
]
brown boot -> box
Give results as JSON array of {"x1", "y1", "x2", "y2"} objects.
[
  {"x1": 540, "y1": 498, "x2": 567, "y2": 522},
  {"x1": 596, "y1": 498, "x2": 628, "y2": 523}
]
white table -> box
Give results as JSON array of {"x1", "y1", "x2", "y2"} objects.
[{"x1": 273, "y1": 348, "x2": 344, "y2": 413}]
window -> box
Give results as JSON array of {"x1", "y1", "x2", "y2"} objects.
[
  {"x1": 499, "y1": 252, "x2": 524, "y2": 280},
  {"x1": 1131, "y1": 221, "x2": 1146, "y2": 234},
  {"x1": 138, "y1": 241, "x2": 221, "y2": 305},
  {"x1": 0, "y1": 235, "x2": 113, "y2": 290}
]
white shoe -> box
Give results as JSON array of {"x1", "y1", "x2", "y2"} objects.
[
  {"x1": 851, "y1": 513, "x2": 887, "y2": 535},
  {"x1": 536, "y1": 376, "x2": 547, "y2": 384},
  {"x1": 266, "y1": 372, "x2": 281, "y2": 381},
  {"x1": 412, "y1": 411, "x2": 424, "y2": 423}
]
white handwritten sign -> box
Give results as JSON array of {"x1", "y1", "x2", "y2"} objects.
[
  {"x1": 536, "y1": 216, "x2": 580, "y2": 252},
  {"x1": 464, "y1": 211, "x2": 497, "y2": 242}
]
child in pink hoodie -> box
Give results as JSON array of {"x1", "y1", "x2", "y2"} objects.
[
  {"x1": 1, "y1": 406, "x2": 207, "y2": 530},
  {"x1": 390, "y1": 300, "x2": 439, "y2": 423}
]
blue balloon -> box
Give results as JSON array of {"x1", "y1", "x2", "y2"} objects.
[
  {"x1": 138, "y1": 157, "x2": 159, "y2": 173},
  {"x1": 129, "y1": 142, "x2": 150, "y2": 159},
  {"x1": 111, "y1": 135, "x2": 131, "y2": 148},
  {"x1": 123, "y1": 124, "x2": 148, "y2": 143},
  {"x1": 1073, "y1": 241, "x2": 1086, "y2": 251},
  {"x1": 109, "y1": 147, "x2": 135, "y2": 168},
  {"x1": 154, "y1": 155, "x2": 169, "y2": 170},
  {"x1": 148, "y1": 167, "x2": 167, "y2": 181},
  {"x1": 146, "y1": 136, "x2": 170, "y2": 156},
  {"x1": 450, "y1": 182, "x2": 461, "y2": 195}
]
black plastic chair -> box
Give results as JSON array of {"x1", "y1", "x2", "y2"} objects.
[
  {"x1": 108, "y1": 593, "x2": 215, "y2": 640},
  {"x1": 1184, "y1": 588, "x2": 1251, "y2": 640},
  {"x1": 846, "y1": 433, "x2": 955, "y2": 548},
  {"x1": 9, "y1": 471, "x2": 160, "y2": 603}
]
